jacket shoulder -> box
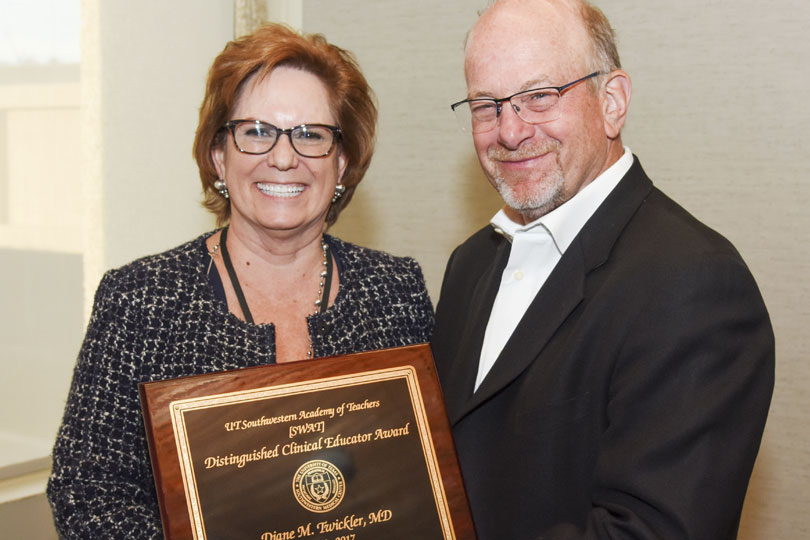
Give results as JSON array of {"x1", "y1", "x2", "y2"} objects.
[
  {"x1": 328, "y1": 235, "x2": 427, "y2": 283},
  {"x1": 623, "y1": 187, "x2": 746, "y2": 264},
  {"x1": 447, "y1": 225, "x2": 504, "y2": 269},
  {"x1": 89, "y1": 233, "x2": 213, "y2": 317}
]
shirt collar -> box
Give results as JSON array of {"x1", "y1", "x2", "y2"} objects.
[{"x1": 491, "y1": 147, "x2": 634, "y2": 253}]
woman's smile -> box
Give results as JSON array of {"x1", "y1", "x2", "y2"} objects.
[{"x1": 256, "y1": 182, "x2": 306, "y2": 198}]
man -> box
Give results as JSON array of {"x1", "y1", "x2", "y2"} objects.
[{"x1": 430, "y1": 1, "x2": 774, "y2": 539}]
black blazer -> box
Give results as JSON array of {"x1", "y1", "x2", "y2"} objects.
[{"x1": 431, "y1": 158, "x2": 774, "y2": 540}]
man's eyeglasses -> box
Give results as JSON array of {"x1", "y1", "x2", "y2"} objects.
[
  {"x1": 450, "y1": 72, "x2": 601, "y2": 133},
  {"x1": 223, "y1": 120, "x2": 342, "y2": 158}
]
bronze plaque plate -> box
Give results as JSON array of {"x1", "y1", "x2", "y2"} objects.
[{"x1": 139, "y1": 343, "x2": 475, "y2": 540}]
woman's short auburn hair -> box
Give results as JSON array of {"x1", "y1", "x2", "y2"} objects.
[{"x1": 193, "y1": 23, "x2": 377, "y2": 226}]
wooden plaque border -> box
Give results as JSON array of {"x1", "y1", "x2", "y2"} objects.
[{"x1": 139, "y1": 343, "x2": 475, "y2": 540}]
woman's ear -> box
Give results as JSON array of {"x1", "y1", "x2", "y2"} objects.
[
  {"x1": 336, "y1": 150, "x2": 348, "y2": 185},
  {"x1": 601, "y1": 69, "x2": 632, "y2": 139},
  {"x1": 211, "y1": 145, "x2": 226, "y2": 180}
]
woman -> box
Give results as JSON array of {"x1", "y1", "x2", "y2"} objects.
[{"x1": 47, "y1": 24, "x2": 433, "y2": 538}]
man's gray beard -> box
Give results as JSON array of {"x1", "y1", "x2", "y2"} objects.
[
  {"x1": 488, "y1": 140, "x2": 566, "y2": 218},
  {"x1": 493, "y1": 164, "x2": 566, "y2": 219}
]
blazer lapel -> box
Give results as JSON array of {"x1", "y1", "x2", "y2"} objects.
[
  {"x1": 443, "y1": 236, "x2": 512, "y2": 424},
  {"x1": 463, "y1": 242, "x2": 586, "y2": 414}
]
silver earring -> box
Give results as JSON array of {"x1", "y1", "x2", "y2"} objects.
[
  {"x1": 214, "y1": 180, "x2": 229, "y2": 199},
  {"x1": 332, "y1": 184, "x2": 346, "y2": 203}
]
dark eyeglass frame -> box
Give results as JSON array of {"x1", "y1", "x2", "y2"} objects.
[
  {"x1": 450, "y1": 71, "x2": 601, "y2": 131},
  {"x1": 223, "y1": 120, "x2": 342, "y2": 158}
]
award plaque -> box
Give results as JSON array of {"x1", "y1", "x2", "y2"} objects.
[{"x1": 139, "y1": 343, "x2": 476, "y2": 540}]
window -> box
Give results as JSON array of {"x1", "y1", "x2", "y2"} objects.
[{"x1": 0, "y1": 0, "x2": 83, "y2": 471}]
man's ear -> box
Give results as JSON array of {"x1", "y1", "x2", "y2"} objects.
[{"x1": 602, "y1": 70, "x2": 632, "y2": 139}]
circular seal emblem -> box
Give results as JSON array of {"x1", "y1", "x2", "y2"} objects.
[{"x1": 292, "y1": 460, "x2": 346, "y2": 513}]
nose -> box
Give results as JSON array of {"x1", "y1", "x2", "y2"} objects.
[
  {"x1": 496, "y1": 101, "x2": 535, "y2": 150},
  {"x1": 265, "y1": 132, "x2": 299, "y2": 170}
]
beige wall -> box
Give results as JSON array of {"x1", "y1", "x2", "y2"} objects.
[
  {"x1": 83, "y1": 0, "x2": 234, "y2": 300},
  {"x1": 302, "y1": 1, "x2": 810, "y2": 539}
]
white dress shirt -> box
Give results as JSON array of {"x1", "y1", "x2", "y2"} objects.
[{"x1": 474, "y1": 148, "x2": 634, "y2": 391}]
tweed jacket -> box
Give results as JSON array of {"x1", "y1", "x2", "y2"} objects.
[{"x1": 48, "y1": 232, "x2": 434, "y2": 539}]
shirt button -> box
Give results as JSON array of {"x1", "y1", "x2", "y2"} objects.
[{"x1": 514, "y1": 270, "x2": 524, "y2": 280}]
